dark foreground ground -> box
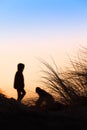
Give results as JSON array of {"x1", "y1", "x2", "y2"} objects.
[{"x1": 0, "y1": 94, "x2": 87, "y2": 130}]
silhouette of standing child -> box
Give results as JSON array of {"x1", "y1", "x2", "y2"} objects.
[{"x1": 14, "y1": 63, "x2": 26, "y2": 101}]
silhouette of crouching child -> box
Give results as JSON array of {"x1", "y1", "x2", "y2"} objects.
[
  {"x1": 35, "y1": 87, "x2": 54, "y2": 110},
  {"x1": 14, "y1": 63, "x2": 26, "y2": 101}
]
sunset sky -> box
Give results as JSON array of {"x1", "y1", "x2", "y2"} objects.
[{"x1": 0, "y1": 0, "x2": 87, "y2": 99}]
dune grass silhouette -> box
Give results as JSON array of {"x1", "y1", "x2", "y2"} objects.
[{"x1": 38, "y1": 46, "x2": 87, "y2": 107}]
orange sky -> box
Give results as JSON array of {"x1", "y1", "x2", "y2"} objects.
[{"x1": 0, "y1": 42, "x2": 86, "y2": 99}]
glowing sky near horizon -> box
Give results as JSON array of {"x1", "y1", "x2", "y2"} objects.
[{"x1": 0, "y1": 0, "x2": 87, "y2": 99}]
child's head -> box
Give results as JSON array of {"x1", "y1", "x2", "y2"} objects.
[
  {"x1": 17, "y1": 63, "x2": 25, "y2": 71},
  {"x1": 36, "y1": 87, "x2": 41, "y2": 93}
]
